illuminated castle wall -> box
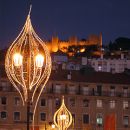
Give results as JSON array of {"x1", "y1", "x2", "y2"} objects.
[{"x1": 46, "y1": 33, "x2": 102, "y2": 53}]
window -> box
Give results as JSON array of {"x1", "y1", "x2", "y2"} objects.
[
  {"x1": 123, "y1": 116, "x2": 129, "y2": 126},
  {"x1": 40, "y1": 98, "x2": 46, "y2": 106},
  {"x1": 1, "y1": 111, "x2": 7, "y2": 119},
  {"x1": 40, "y1": 113, "x2": 46, "y2": 121},
  {"x1": 14, "y1": 112, "x2": 20, "y2": 121},
  {"x1": 97, "y1": 114, "x2": 103, "y2": 126},
  {"x1": 1, "y1": 97, "x2": 7, "y2": 105},
  {"x1": 83, "y1": 99, "x2": 89, "y2": 107},
  {"x1": 1, "y1": 82, "x2": 10, "y2": 91},
  {"x1": 82, "y1": 86, "x2": 89, "y2": 95},
  {"x1": 55, "y1": 84, "x2": 61, "y2": 93},
  {"x1": 97, "y1": 85, "x2": 102, "y2": 96},
  {"x1": 123, "y1": 87, "x2": 128, "y2": 97},
  {"x1": 123, "y1": 101, "x2": 128, "y2": 109},
  {"x1": 30, "y1": 112, "x2": 33, "y2": 121},
  {"x1": 68, "y1": 85, "x2": 76, "y2": 94},
  {"x1": 97, "y1": 100, "x2": 102, "y2": 108},
  {"x1": 110, "y1": 100, "x2": 115, "y2": 109},
  {"x1": 69, "y1": 98, "x2": 75, "y2": 107},
  {"x1": 14, "y1": 97, "x2": 20, "y2": 106},
  {"x1": 98, "y1": 66, "x2": 102, "y2": 71},
  {"x1": 83, "y1": 114, "x2": 89, "y2": 124},
  {"x1": 110, "y1": 86, "x2": 115, "y2": 96},
  {"x1": 55, "y1": 98, "x2": 61, "y2": 108}
]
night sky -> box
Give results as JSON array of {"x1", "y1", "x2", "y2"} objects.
[{"x1": 0, "y1": 0, "x2": 130, "y2": 49}]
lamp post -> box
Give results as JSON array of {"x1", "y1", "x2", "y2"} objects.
[
  {"x1": 5, "y1": 6, "x2": 51, "y2": 130},
  {"x1": 54, "y1": 96, "x2": 72, "y2": 130}
]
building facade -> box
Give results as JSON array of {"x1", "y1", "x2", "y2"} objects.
[
  {"x1": 0, "y1": 67, "x2": 130, "y2": 130},
  {"x1": 82, "y1": 54, "x2": 130, "y2": 73}
]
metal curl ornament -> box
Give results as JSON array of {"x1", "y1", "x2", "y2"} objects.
[
  {"x1": 5, "y1": 6, "x2": 51, "y2": 130},
  {"x1": 54, "y1": 96, "x2": 72, "y2": 130}
]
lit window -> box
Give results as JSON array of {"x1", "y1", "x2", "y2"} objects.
[
  {"x1": 97, "y1": 100, "x2": 102, "y2": 108},
  {"x1": 123, "y1": 116, "x2": 129, "y2": 126},
  {"x1": 110, "y1": 100, "x2": 115, "y2": 109},
  {"x1": 69, "y1": 98, "x2": 75, "y2": 107},
  {"x1": 83, "y1": 114, "x2": 89, "y2": 124},
  {"x1": 97, "y1": 113, "x2": 103, "y2": 126},
  {"x1": 83, "y1": 99, "x2": 89, "y2": 107},
  {"x1": 123, "y1": 101, "x2": 128, "y2": 109},
  {"x1": 40, "y1": 98, "x2": 46, "y2": 106},
  {"x1": 1, "y1": 111, "x2": 7, "y2": 119},
  {"x1": 14, "y1": 112, "x2": 20, "y2": 121},
  {"x1": 98, "y1": 66, "x2": 102, "y2": 71},
  {"x1": 14, "y1": 97, "x2": 20, "y2": 106},
  {"x1": 1, "y1": 97, "x2": 7, "y2": 105},
  {"x1": 40, "y1": 113, "x2": 46, "y2": 121}
]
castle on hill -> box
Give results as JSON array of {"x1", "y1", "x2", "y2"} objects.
[{"x1": 46, "y1": 32, "x2": 102, "y2": 53}]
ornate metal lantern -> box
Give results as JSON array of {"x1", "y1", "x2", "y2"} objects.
[
  {"x1": 54, "y1": 96, "x2": 72, "y2": 130},
  {"x1": 5, "y1": 6, "x2": 51, "y2": 130}
]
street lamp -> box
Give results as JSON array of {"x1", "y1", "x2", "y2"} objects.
[
  {"x1": 54, "y1": 96, "x2": 72, "y2": 130},
  {"x1": 5, "y1": 6, "x2": 51, "y2": 130}
]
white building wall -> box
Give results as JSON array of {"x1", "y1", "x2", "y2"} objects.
[{"x1": 82, "y1": 57, "x2": 130, "y2": 73}]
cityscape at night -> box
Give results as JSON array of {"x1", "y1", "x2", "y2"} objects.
[{"x1": 0, "y1": 0, "x2": 130, "y2": 130}]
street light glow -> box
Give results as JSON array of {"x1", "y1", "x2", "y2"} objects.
[
  {"x1": 13, "y1": 53, "x2": 23, "y2": 67},
  {"x1": 35, "y1": 54, "x2": 44, "y2": 68},
  {"x1": 60, "y1": 114, "x2": 67, "y2": 120}
]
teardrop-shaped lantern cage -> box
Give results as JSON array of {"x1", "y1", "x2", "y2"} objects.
[
  {"x1": 54, "y1": 96, "x2": 73, "y2": 130},
  {"x1": 5, "y1": 6, "x2": 52, "y2": 130}
]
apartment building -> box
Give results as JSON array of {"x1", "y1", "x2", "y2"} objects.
[
  {"x1": 0, "y1": 65, "x2": 130, "y2": 130},
  {"x1": 82, "y1": 54, "x2": 130, "y2": 73}
]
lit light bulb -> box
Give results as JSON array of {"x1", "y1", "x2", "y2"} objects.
[
  {"x1": 35, "y1": 54, "x2": 44, "y2": 67},
  {"x1": 60, "y1": 114, "x2": 66, "y2": 120},
  {"x1": 80, "y1": 48, "x2": 85, "y2": 52},
  {"x1": 51, "y1": 124, "x2": 55, "y2": 129},
  {"x1": 13, "y1": 53, "x2": 23, "y2": 67}
]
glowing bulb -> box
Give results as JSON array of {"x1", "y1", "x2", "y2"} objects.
[
  {"x1": 13, "y1": 53, "x2": 23, "y2": 67},
  {"x1": 35, "y1": 54, "x2": 44, "y2": 67},
  {"x1": 80, "y1": 48, "x2": 85, "y2": 52},
  {"x1": 51, "y1": 124, "x2": 55, "y2": 129},
  {"x1": 60, "y1": 114, "x2": 66, "y2": 120}
]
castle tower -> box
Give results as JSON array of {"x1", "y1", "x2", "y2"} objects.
[{"x1": 51, "y1": 36, "x2": 59, "y2": 52}]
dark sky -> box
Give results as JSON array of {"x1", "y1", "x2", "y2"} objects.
[{"x1": 0, "y1": 0, "x2": 130, "y2": 49}]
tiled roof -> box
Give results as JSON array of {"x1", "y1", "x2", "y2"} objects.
[{"x1": 50, "y1": 69, "x2": 130, "y2": 85}]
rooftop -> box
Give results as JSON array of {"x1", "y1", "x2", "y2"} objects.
[{"x1": 50, "y1": 69, "x2": 130, "y2": 85}]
